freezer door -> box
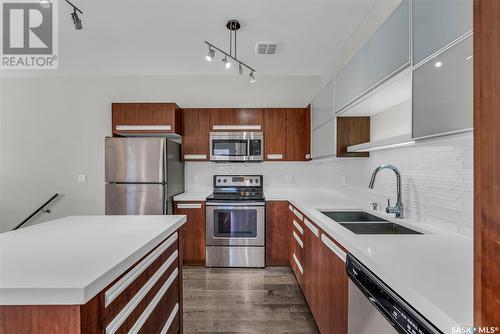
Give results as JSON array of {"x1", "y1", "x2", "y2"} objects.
[
  {"x1": 105, "y1": 183, "x2": 165, "y2": 215},
  {"x1": 105, "y1": 137, "x2": 166, "y2": 183}
]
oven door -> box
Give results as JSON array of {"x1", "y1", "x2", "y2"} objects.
[{"x1": 206, "y1": 204, "x2": 265, "y2": 246}]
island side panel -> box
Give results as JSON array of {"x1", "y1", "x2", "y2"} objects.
[{"x1": 0, "y1": 305, "x2": 81, "y2": 334}]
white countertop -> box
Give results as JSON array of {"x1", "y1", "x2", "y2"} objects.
[
  {"x1": 0, "y1": 215, "x2": 186, "y2": 305},
  {"x1": 173, "y1": 191, "x2": 211, "y2": 201},
  {"x1": 176, "y1": 188, "x2": 473, "y2": 333}
]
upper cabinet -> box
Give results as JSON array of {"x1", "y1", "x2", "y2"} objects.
[
  {"x1": 285, "y1": 107, "x2": 311, "y2": 161},
  {"x1": 182, "y1": 109, "x2": 210, "y2": 161},
  {"x1": 334, "y1": 0, "x2": 410, "y2": 113},
  {"x1": 412, "y1": 35, "x2": 473, "y2": 139},
  {"x1": 112, "y1": 103, "x2": 182, "y2": 136},
  {"x1": 209, "y1": 108, "x2": 263, "y2": 131},
  {"x1": 412, "y1": 0, "x2": 472, "y2": 66},
  {"x1": 264, "y1": 108, "x2": 286, "y2": 161}
]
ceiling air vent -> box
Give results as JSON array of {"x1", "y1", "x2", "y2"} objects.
[{"x1": 255, "y1": 42, "x2": 279, "y2": 55}]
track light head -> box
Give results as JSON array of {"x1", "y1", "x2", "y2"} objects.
[
  {"x1": 222, "y1": 57, "x2": 231, "y2": 69},
  {"x1": 40, "y1": 0, "x2": 51, "y2": 8},
  {"x1": 249, "y1": 71, "x2": 256, "y2": 83},
  {"x1": 206, "y1": 47, "x2": 215, "y2": 62},
  {"x1": 238, "y1": 63, "x2": 243, "y2": 75},
  {"x1": 71, "y1": 10, "x2": 82, "y2": 30}
]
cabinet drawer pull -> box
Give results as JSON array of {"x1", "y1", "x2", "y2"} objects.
[
  {"x1": 293, "y1": 253, "x2": 303, "y2": 275},
  {"x1": 305, "y1": 154, "x2": 311, "y2": 160},
  {"x1": 184, "y1": 154, "x2": 207, "y2": 160},
  {"x1": 293, "y1": 220, "x2": 304, "y2": 235},
  {"x1": 212, "y1": 125, "x2": 262, "y2": 130},
  {"x1": 267, "y1": 154, "x2": 283, "y2": 160},
  {"x1": 105, "y1": 250, "x2": 178, "y2": 334},
  {"x1": 116, "y1": 125, "x2": 172, "y2": 131},
  {"x1": 293, "y1": 209, "x2": 304, "y2": 221},
  {"x1": 304, "y1": 218, "x2": 319, "y2": 237},
  {"x1": 105, "y1": 232, "x2": 178, "y2": 307},
  {"x1": 293, "y1": 231, "x2": 304, "y2": 248},
  {"x1": 321, "y1": 234, "x2": 346, "y2": 262},
  {"x1": 176, "y1": 203, "x2": 202, "y2": 209},
  {"x1": 288, "y1": 204, "x2": 294, "y2": 212},
  {"x1": 160, "y1": 303, "x2": 179, "y2": 334},
  {"x1": 129, "y1": 268, "x2": 179, "y2": 334}
]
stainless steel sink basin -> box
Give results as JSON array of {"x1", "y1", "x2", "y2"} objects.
[
  {"x1": 321, "y1": 211, "x2": 388, "y2": 222},
  {"x1": 320, "y1": 211, "x2": 422, "y2": 235}
]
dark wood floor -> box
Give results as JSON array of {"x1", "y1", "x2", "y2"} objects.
[{"x1": 183, "y1": 266, "x2": 319, "y2": 333}]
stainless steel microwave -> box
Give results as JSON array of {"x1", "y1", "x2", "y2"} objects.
[{"x1": 209, "y1": 132, "x2": 264, "y2": 162}]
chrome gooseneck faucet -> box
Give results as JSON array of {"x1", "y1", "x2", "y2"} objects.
[{"x1": 369, "y1": 165, "x2": 404, "y2": 218}]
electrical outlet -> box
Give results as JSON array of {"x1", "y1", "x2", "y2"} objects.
[
  {"x1": 193, "y1": 175, "x2": 200, "y2": 183},
  {"x1": 284, "y1": 175, "x2": 294, "y2": 184},
  {"x1": 78, "y1": 174, "x2": 87, "y2": 183}
]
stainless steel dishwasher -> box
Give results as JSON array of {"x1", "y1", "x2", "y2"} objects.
[{"x1": 346, "y1": 254, "x2": 441, "y2": 334}]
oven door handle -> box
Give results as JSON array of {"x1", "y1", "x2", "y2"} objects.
[{"x1": 206, "y1": 202, "x2": 265, "y2": 207}]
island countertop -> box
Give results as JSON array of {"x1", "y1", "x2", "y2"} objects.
[{"x1": 0, "y1": 215, "x2": 186, "y2": 306}]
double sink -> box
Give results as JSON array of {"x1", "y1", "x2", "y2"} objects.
[{"x1": 320, "y1": 211, "x2": 422, "y2": 235}]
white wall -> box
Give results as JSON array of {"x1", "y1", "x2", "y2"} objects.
[{"x1": 0, "y1": 75, "x2": 321, "y2": 232}]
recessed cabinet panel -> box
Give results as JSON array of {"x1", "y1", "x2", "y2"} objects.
[
  {"x1": 412, "y1": 0, "x2": 472, "y2": 65},
  {"x1": 311, "y1": 80, "x2": 335, "y2": 129},
  {"x1": 412, "y1": 35, "x2": 473, "y2": 139},
  {"x1": 311, "y1": 118, "x2": 336, "y2": 159},
  {"x1": 335, "y1": 0, "x2": 410, "y2": 112}
]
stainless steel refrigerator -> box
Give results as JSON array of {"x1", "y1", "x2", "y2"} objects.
[{"x1": 105, "y1": 137, "x2": 184, "y2": 215}]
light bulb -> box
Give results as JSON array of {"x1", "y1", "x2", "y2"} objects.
[
  {"x1": 434, "y1": 61, "x2": 442, "y2": 68},
  {"x1": 249, "y1": 71, "x2": 256, "y2": 83},
  {"x1": 206, "y1": 48, "x2": 215, "y2": 62},
  {"x1": 225, "y1": 59, "x2": 231, "y2": 69},
  {"x1": 40, "y1": 0, "x2": 51, "y2": 8}
]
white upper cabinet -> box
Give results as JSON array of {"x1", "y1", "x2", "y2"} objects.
[
  {"x1": 311, "y1": 80, "x2": 335, "y2": 129},
  {"x1": 412, "y1": 35, "x2": 473, "y2": 139},
  {"x1": 311, "y1": 118, "x2": 336, "y2": 159},
  {"x1": 412, "y1": 0, "x2": 472, "y2": 66},
  {"x1": 334, "y1": 0, "x2": 410, "y2": 113}
]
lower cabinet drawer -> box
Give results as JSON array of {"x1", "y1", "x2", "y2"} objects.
[{"x1": 103, "y1": 232, "x2": 180, "y2": 334}]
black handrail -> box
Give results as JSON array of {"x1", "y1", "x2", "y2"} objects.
[{"x1": 13, "y1": 193, "x2": 60, "y2": 231}]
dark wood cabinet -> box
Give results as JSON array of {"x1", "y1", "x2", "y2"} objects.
[
  {"x1": 265, "y1": 201, "x2": 290, "y2": 266},
  {"x1": 264, "y1": 109, "x2": 286, "y2": 161},
  {"x1": 289, "y1": 205, "x2": 306, "y2": 286},
  {"x1": 318, "y1": 233, "x2": 348, "y2": 334},
  {"x1": 112, "y1": 103, "x2": 183, "y2": 136},
  {"x1": 336, "y1": 116, "x2": 370, "y2": 157},
  {"x1": 303, "y1": 218, "x2": 321, "y2": 323},
  {"x1": 285, "y1": 107, "x2": 311, "y2": 161},
  {"x1": 182, "y1": 109, "x2": 210, "y2": 161},
  {"x1": 209, "y1": 108, "x2": 263, "y2": 130},
  {"x1": 174, "y1": 201, "x2": 206, "y2": 266}
]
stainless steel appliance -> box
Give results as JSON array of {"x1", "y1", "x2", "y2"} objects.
[
  {"x1": 346, "y1": 254, "x2": 440, "y2": 334},
  {"x1": 209, "y1": 132, "x2": 263, "y2": 162},
  {"x1": 205, "y1": 175, "x2": 265, "y2": 267},
  {"x1": 105, "y1": 137, "x2": 184, "y2": 215}
]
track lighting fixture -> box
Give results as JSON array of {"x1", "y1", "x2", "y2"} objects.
[
  {"x1": 206, "y1": 47, "x2": 215, "y2": 62},
  {"x1": 65, "y1": 0, "x2": 83, "y2": 30},
  {"x1": 249, "y1": 71, "x2": 256, "y2": 83},
  {"x1": 205, "y1": 19, "x2": 256, "y2": 82}
]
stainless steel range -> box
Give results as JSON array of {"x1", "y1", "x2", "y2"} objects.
[{"x1": 205, "y1": 175, "x2": 265, "y2": 268}]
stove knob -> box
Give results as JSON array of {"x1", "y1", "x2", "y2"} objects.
[
  {"x1": 217, "y1": 179, "x2": 221, "y2": 183},
  {"x1": 249, "y1": 179, "x2": 253, "y2": 184},
  {"x1": 255, "y1": 179, "x2": 259, "y2": 184},
  {"x1": 223, "y1": 179, "x2": 227, "y2": 183}
]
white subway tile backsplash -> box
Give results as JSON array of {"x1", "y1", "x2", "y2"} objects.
[{"x1": 185, "y1": 132, "x2": 472, "y2": 237}]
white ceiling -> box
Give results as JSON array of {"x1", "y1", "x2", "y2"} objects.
[{"x1": 3, "y1": 0, "x2": 377, "y2": 76}]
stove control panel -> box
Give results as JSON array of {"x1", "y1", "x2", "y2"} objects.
[{"x1": 214, "y1": 175, "x2": 262, "y2": 187}]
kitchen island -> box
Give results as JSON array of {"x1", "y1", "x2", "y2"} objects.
[{"x1": 0, "y1": 215, "x2": 186, "y2": 334}]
